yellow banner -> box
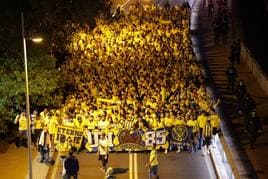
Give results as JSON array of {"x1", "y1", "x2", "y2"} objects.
[{"x1": 54, "y1": 125, "x2": 84, "y2": 149}]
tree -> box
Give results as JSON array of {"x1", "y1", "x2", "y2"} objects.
[
  {"x1": 0, "y1": 0, "x2": 112, "y2": 60},
  {"x1": 0, "y1": 0, "x2": 112, "y2": 134},
  {"x1": 0, "y1": 54, "x2": 64, "y2": 133}
]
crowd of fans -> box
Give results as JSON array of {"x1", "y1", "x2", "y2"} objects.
[{"x1": 15, "y1": 4, "x2": 221, "y2": 155}]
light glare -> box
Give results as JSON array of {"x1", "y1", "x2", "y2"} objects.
[{"x1": 31, "y1": 37, "x2": 43, "y2": 43}]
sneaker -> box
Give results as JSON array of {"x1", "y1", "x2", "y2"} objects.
[
  {"x1": 207, "y1": 150, "x2": 210, "y2": 155},
  {"x1": 165, "y1": 149, "x2": 168, "y2": 154},
  {"x1": 203, "y1": 152, "x2": 207, "y2": 156},
  {"x1": 39, "y1": 160, "x2": 44, "y2": 163},
  {"x1": 176, "y1": 148, "x2": 181, "y2": 153}
]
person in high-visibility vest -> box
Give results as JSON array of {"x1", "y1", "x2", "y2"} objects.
[{"x1": 14, "y1": 110, "x2": 28, "y2": 148}]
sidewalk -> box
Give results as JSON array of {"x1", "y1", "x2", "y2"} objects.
[
  {"x1": 196, "y1": 2, "x2": 268, "y2": 179},
  {"x1": 24, "y1": 150, "x2": 53, "y2": 179}
]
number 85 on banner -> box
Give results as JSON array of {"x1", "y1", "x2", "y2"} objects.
[{"x1": 143, "y1": 129, "x2": 168, "y2": 148}]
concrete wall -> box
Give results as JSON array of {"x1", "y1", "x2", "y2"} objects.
[{"x1": 241, "y1": 42, "x2": 268, "y2": 95}]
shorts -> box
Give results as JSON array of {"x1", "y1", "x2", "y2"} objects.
[
  {"x1": 99, "y1": 154, "x2": 108, "y2": 166},
  {"x1": 203, "y1": 137, "x2": 211, "y2": 146},
  {"x1": 212, "y1": 128, "x2": 218, "y2": 135}
]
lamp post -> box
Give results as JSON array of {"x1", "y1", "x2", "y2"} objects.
[{"x1": 21, "y1": 12, "x2": 43, "y2": 179}]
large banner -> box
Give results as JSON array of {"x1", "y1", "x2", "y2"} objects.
[
  {"x1": 55, "y1": 125, "x2": 190, "y2": 152},
  {"x1": 54, "y1": 125, "x2": 84, "y2": 149}
]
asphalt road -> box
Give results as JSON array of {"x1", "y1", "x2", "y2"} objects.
[{"x1": 47, "y1": 150, "x2": 216, "y2": 179}]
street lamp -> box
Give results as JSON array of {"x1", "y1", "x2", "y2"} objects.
[{"x1": 21, "y1": 12, "x2": 43, "y2": 179}]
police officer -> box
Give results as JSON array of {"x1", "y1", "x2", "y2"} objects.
[
  {"x1": 226, "y1": 64, "x2": 237, "y2": 93},
  {"x1": 245, "y1": 110, "x2": 262, "y2": 149},
  {"x1": 235, "y1": 80, "x2": 247, "y2": 99},
  {"x1": 235, "y1": 80, "x2": 247, "y2": 112},
  {"x1": 241, "y1": 93, "x2": 256, "y2": 120}
]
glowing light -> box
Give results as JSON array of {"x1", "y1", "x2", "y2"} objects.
[{"x1": 31, "y1": 37, "x2": 43, "y2": 43}]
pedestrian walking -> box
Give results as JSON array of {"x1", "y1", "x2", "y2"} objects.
[
  {"x1": 56, "y1": 135, "x2": 72, "y2": 160},
  {"x1": 225, "y1": 63, "x2": 237, "y2": 93},
  {"x1": 145, "y1": 143, "x2": 159, "y2": 179},
  {"x1": 245, "y1": 110, "x2": 263, "y2": 149},
  {"x1": 98, "y1": 133, "x2": 109, "y2": 172},
  {"x1": 31, "y1": 109, "x2": 43, "y2": 147},
  {"x1": 14, "y1": 110, "x2": 28, "y2": 148},
  {"x1": 235, "y1": 80, "x2": 247, "y2": 112},
  {"x1": 63, "y1": 147, "x2": 79, "y2": 179},
  {"x1": 232, "y1": 39, "x2": 241, "y2": 64},
  {"x1": 212, "y1": 17, "x2": 221, "y2": 46},
  {"x1": 240, "y1": 93, "x2": 256, "y2": 119},
  {"x1": 230, "y1": 40, "x2": 241, "y2": 65},
  {"x1": 209, "y1": 109, "x2": 220, "y2": 147},
  {"x1": 202, "y1": 120, "x2": 213, "y2": 155},
  {"x1": 208, "y1": 0, "x2": 214, "y2": 17},
  {"x1": 38, "y1": 126, "x2": 51, "y2": 163},
  {"x1": 197, "y1": 111, "x2": 208, "y2": 150}
]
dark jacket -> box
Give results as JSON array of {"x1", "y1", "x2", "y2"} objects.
[{"x1": 64, "y1": 155, "x2": 79, "y2": 175}]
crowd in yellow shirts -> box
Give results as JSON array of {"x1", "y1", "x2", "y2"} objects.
[{"x1": 16, "y1": 4, "x2": 221, "y2": 153}]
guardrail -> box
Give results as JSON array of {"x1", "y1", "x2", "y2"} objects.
[{"x1": 240, "y1": 42, "x2": 268, "y2": 95}]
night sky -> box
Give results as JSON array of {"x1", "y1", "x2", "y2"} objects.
[{"x1": 239, "y1": 0, "x2": 268, "y2": 74}]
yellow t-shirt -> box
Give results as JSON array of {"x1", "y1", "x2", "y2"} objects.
[
  {"x1": 164, "y1": 117, "x2": 174, "y2": 127},
  {"x1": 197, "y1": 114, "x2": 207, "y2": 128},
  {"x1": 150, "y1": 149, "x2": 158, "y2": 166},
  {"x1": 74, "y1": 118, "x2": 87, "y2": 129},
  {"x1": 174, "y1": 119, "x2": 185, "y2": 126},
  {"x1": 210, "y1": 114, "x2": 220, "y2": 128},
  {"x1": 55, "y1": 142, "x2": 71, "y2": 157},
  {"x1": 87, "y1": 120, "x2": 97, "y2": 130},
  {"x1": 34, "y1": 119, "x2": 43, "y2": 130},
  {"x1": 19, "y1": 116, "x2": 28, "y2": 130},
  {"x1": 187, "y1": 119, "x2": 199, "y2": 133},
  {"x1": 48, "y1": 118, "x2": 58, "y2": 135}
]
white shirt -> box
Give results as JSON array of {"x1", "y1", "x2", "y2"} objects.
[
  {"x1": 98, "y1": 138, "x2": 108, "y2": 155},
  {"x1": 98, "y1": 120, "x2": 110, "y2": 130}
]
